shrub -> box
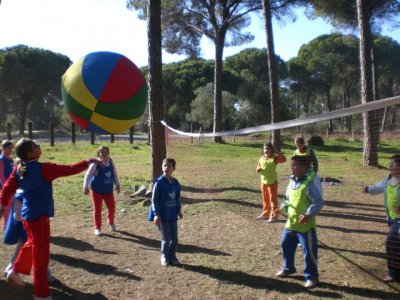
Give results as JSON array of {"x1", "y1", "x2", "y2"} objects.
[{"x1": 308, "y1": 135, "x2": 324, "y2": 146}]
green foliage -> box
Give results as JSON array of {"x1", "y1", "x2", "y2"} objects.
[
  {"x1": 0, "y1": 45, "x2": 71, "y2": 135},
  {"x1": 187, "y1": 83, "x2": 237, "y2": 130},
  {"x1": 308, "y1": 135, "x2": 324, "y2": 146}
]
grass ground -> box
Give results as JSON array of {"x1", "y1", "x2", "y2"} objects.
[{"x1": 0, "y1": 136, "x2": 400, "y2": 299}]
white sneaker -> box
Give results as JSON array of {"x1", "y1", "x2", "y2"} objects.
[
  {"x1": 94, "y1": 229, "x2": 102, "y2": 236},
  {"x1": 109, "y1": 224, "x2": 117, "y2": 232},
  {"x1": 4, "y1": 263, "x2": 12, "y2": 277},
  {"x1": 160, "y1": 256, "x2": 169, "y2": 266},
  {"x1": 6, "y1": 269, "x2": 25, "y2": 287},
  {"x1": 304, "y1": 279, "x2": 317, "y2": 288}
]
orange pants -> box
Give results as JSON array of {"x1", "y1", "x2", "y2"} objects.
[{"x1": 260, "y1": 182, "x2": 278, "y2": 218}]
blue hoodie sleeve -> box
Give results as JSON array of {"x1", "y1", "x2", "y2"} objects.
[{"x1": 151, "y1": 181, "x2": 161, "y2": 216}]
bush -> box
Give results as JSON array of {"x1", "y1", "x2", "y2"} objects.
[{"x1": 308, "y1": 135, "x2": 324, "y2": 146}]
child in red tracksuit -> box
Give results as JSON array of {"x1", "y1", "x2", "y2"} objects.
[
  {"x1": 83, "y1": 146, "x2": 120, "y2": 236},
  {"x1": 0, "y1": 138, "x2": 97, "y2": 300}
]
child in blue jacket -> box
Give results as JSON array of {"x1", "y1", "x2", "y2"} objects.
[{"x1": 150, "y1": 158, "x2": 183, "y2": 266}]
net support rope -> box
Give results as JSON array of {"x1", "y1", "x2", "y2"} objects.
[{"x1": 161, "y1": 95, "x2": 400, "y2": 138}]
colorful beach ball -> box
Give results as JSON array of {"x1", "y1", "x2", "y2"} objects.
[{"x1": 61, "y1": 51, "x2": 147, "y2": 134}]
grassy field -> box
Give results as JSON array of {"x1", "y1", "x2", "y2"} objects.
[{"x1": 1, "y1": 135, "x2": 400, "y2": 299}]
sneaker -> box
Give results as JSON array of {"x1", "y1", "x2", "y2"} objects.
[
  {"x1": 161, "y1": 256, "x2": 169, "y2": 266},
  {"x1": 266, "y1": 217, "x2": 277, "y2": 223},
  {"x1": 276, "y1": 270, "x2": 290, "y2": 278},
  {"x1": 109, "y1": 224, "x2": 117, "y2": 232},
  {"x1": 94, "y1": 229, "x2": 102, "y2": 236},
  {"x1": 6, "y1": 269, "x2": 25, "y2": 287},
  {"x1": 4, "y1": 263, "x2": 12, "y2": 277},
  {"x1": 170, "y1": 258, "x2": 181, "y2": 266},
  {"x1": 304, "y1": 279, "x2": 317, "y2": 288},
  {"x1": 383, "y1": 275, "x2": 394, "y2": 282},
  {"x1": 256, "y1": 215, "x2": 267, "y2": 220}
]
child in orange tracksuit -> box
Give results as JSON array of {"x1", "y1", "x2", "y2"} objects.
[
  {"x1": 0, "y1": 138, "x2": 96, "y2": 300},
  {"x1": 256, "y1": 143, "x2": 286, "y2": 223}
]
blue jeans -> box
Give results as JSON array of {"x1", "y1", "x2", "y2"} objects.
[
  {"x1": 158, "y1": 220, "x2": 178, "y2": 262},
  {"x1": 387, "y1": 219, "x2": 400, "y2": 279},
  {"x1": 280, "y1": 228, "x2": 319, "y2": 281}
]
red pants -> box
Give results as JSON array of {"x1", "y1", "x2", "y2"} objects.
[
  {"x1": 13, "y1": 215, "x2": 50, "y2": 298},
  {"x1": 260, "y1": 182, "x2": 278, "y2": 218},
  {"x1": 90, "y1": 190, "x2": 115, "y2": 229},
  {"x1": 2, "y1": 195, "x2": 12, "y2": 230}
]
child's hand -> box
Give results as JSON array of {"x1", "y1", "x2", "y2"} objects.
[
  {"x1": 116, "y1": 185, "x2": 121, "y2": 194},
  {"x1": 362, "y1": 186, "x2": 369, "y2": 193},
  {"x1": 178, "y1": 212, "x2": 183, "y2": 219},
  {"x1": 83, "y1": 188, "x2": 90, "y2": 195},
  {"x1": 87, "y1": 158, "x2": 99, "y2": 165},
  {"x1": 256, "y1": 167, "x2": 261, "y2": 173},
  {"x1": 153, "y1": 215, "x2": 160, "y2": 226},
  {"x1": 299, "y1": 214, "x2": 310, "y2": 224}
]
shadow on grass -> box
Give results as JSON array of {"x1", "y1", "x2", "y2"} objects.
[
  {"x1": 319, "y1": 224, "x2": 386, "y2": 236},
  {"x1": 319, "y1": 240, "x2": 400, "y2": 297},
  {"x1": 0, "y1": 280, "x2": 107, "y2": 300},
  {"x1": 319, "y1": 243, "x2": 386, "y2": 260},
  {"x1": 180, "y1": 263, "x2": 340, "y2": 298},
  {"x1": 51, "y1": 236, "x2": 116, "y2": 254},
  {"x1": 182, "y1": 185, "x2": 259, "y2": 194},
  {"x1": 50, "y1": 253, "x2": 141, "y2": 281},
  {"x1": 324, "y1": 200, "x2": 384, "y2": 210},
  {"x1": 181, "y1": 263, "x2": 400, "y2": 299},
  {"x1": 114, "y1": 231, "x2": 230, "y2": 257},
  {"x1": 319, "y1": 210, "x2": 386, "y2": 223},
  {"x1": 182, "y1": 196, "x2": 261, "y2": 209}
]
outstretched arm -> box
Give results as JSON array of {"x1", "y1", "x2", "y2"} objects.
[{"x1": 41, "y1": 160, "x2": 96, "y2": 182}]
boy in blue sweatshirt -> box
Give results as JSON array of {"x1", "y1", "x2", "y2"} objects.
[{"x1": 150, "y1": 158, "x2": 183, "y2": 266}]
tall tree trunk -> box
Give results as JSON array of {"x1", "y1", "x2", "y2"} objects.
[
  {"x1": 213, "y1": 34, "x2": 224, "y2": 143},
  {"x1": 262, "y1": 0, "x2": 281, "y2": 150},
  {"x1": 19, "y1": 100, "x2": 27, "y2": 136},
  {"x1": 147, "y1": 0, "x2": 166, "y2": 180},
  {"x1": 357, "y1": 0, "x2": 378, "y2": 166}
]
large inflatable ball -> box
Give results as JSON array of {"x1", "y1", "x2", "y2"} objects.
[{"x1": 61, "y1": 51, "x2": 147, "y2": 134}]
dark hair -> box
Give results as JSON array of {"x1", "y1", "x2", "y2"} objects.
[
  {"x1": 263, "y1": 142, "x2": 275, "y2": 154},
  {"x1": 291, "y1": 155, "x2": 311, "y2": 168},
  {"x1": 97, "y1": 146, "x2": 110, "y2": 157},
  {"x1": 14, "y1": 138, "x2": 37, "y2": 178},
  {"x1": 1, "y1": 139, "x2": 13, "y2": 149},
  {"x1": 163, "y1": 157, "x2": 176, "y2": 168},
  {"x1": 391, "y1": 154, "x2": 400, "y2": 165},
  {"x1": 295, "y1": 136, "x2": 305, "y2": 145},
  {"x1": 15, "y1": 138, "x2": 35, "y2": 161}
]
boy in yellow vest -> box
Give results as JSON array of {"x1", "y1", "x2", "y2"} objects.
[
  {"x1": 276, "y1": 155, "x2": 323, "y2": 288},
  {"x1": 364, "y1": 154, "x2": 400, "y2": 282},
  {"x1": 294, "y1": 136, "x2": 319, "y2": 173}
]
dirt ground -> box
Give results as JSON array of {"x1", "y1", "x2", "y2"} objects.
[{"x1": 1, "y1": 183, "x2": 400, "y2": 300}]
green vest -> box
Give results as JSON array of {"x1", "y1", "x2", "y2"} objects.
[
  {"x1": 258, "y1": 156, "x2": 278, "y2": 184},
  {"x1": 386, "y1": 182, "x2": 400, "y2": 220},
  {"x1": 294, "y1": 147, "x2": 311, "y2": 157},
  {"x1": 286, "y1": 176, "x2": 316, "y2": 233}
]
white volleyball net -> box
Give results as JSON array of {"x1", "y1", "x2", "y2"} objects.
[{"x1": 163, "y1": 95, "x2": 400, "y2": 286}]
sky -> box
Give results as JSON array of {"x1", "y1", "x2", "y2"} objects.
[{"x1": 0, "y1": 0, "x2": 399, "y2": 68}]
